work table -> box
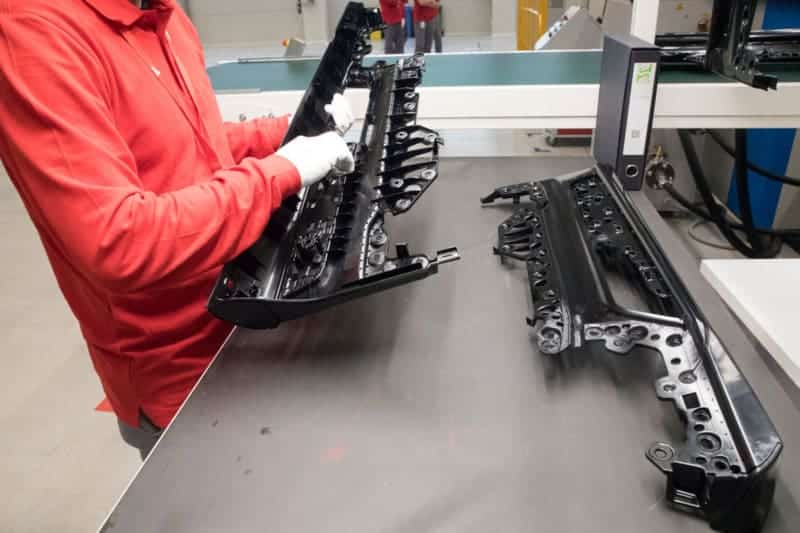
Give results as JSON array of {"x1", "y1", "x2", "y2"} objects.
[{"x1": 101, "y1": 157, "x2": 800, "y2": 533}]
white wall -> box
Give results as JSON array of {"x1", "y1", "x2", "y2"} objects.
[
  {"x1": 189, "y1": 0, "x2": 304, "y2": 46},
  {"x1": 445, "y1": 0, "x2": 492, "y2": 35},
  {"x1": 492, "y1": 0, "x2": 516, "y2": 35},
  {"x1": 303, "y1": 0, "x2": 329, "y2": 42},
  {"x1": 185, "y1": 0, "x2": 528, "y2": 48},
  {"x1": 329, "y1": 0, "x2": 492, "y2": 39}
]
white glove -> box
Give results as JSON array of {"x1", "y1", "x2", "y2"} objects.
[
  {"x1": 324, "y1": 93, "x2": 354, "y2": 135},
  {"x1": 277, "y1": 132, "x2": 355, "y2": 187}
]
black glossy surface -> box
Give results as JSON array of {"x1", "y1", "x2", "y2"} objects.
[
  {"x1": 208, "y1": 4, "x2": 455, "y2": 329},
  {"x1": 103, "y1": 158, "x2": 800, "y2": 533}
]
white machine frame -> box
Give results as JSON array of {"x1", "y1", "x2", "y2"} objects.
[{"x1": 216, "y1": 65, "x2": 800, "y2": 131}]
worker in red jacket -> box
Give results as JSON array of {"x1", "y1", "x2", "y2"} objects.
[
  {"x1": 0, "y1": 0, "x2": 355, "y2": 459},
  {"x1": 414, "y1": 0, "x2": 442, "y2": 54},
  {"x1": 380, "y1": 0, "x2": 407, "y2": 54}
]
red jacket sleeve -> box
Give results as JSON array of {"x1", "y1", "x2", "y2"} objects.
[
  {"x1": 0, "y1": 15, "x2": 301, "y2": 294},
  {"x1": 225, "y1": 115, "x2": 291, "y2": 163}
]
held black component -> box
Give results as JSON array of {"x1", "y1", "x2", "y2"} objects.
[
  {"x1": 208, "y1": 3, "x2": 459, "y2": 329},
  {"x1": 483, "y1": 168, "x2": 782, "y2": 533},
  {"x1": 657, "y1": 1, "x2": 800, "y2": 90}
]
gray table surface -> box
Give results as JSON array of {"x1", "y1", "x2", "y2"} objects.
[{"x1": 103, "y1": 157, "x2": 800, "y2": 533}]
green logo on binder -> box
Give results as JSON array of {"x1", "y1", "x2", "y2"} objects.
[{"x1": 635, "y1": 64, "x2": 654, "y2": 83}]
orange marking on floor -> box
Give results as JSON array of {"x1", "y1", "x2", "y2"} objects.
[{"x1": 322, "y1": 446, "x2": 346, "y2": 463}]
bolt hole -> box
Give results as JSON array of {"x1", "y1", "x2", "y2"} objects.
[
  {"x1": 696, "y1": 456, "x2": 708, "y2": 465},
  {"x1": 714, "y1": 460, "x2": 728, "y2": 471},
  {"x1": 629, "y1": 326, "x2": 648, "y2": 341},
  {"x1": 694, "y1": 424, "x2": 705, "y2": 432},
  {"x1": 670, "y1": 357, "x2": 681, "y2": 365},
  {"x1": 667, "y1": 334, "x2": 683, "y2": 347},
  {"x1": 731, "y1": 465, "x2": 741, "y2": 474},
  {"x1": 697, "y1": 433, "x2": 722, "y2": 452},
  {"x1": 693, "y1": 408, "x2": 712, "y2": 422},
  {"x1": 663, "y1": 383, "x2": 676, "y2": 393},
  {"x1": 650, "y1": 334, "x2": 661, "y2": 341}
]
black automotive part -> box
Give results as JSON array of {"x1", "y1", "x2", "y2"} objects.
[
  {"x1": 657, "y1": 0, "x2": 800, "y2": 90},
  {"x1": 208, "y1": 2, "x2": 459, "y2": 329},
  {"x1": 482, "y1": 168, "x2": 782, "y2": 533}
]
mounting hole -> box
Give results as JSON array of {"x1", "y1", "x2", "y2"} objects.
[
  {"x1": 670, "y1": 357, "x2": 682, "y2": 365},
  {"x1": 693, "y1": 408, "x2": 712, "y2": 422},
  {"x1": 714, "y1": 459, "x2": 729, "y2": 471},
  {"x1": 587, "y1": 327, "x2": 603, "y2": 337},
  {"x1": 420, "y1": 168, "x2": 437, "y2": 180},
  {"x1": 540, "y1": 327, "x2": 561, "y2": 342},
  {"x1": 696, "y1": 456, "x2": 708, "y2": 465},
  {"x1": 694, "y1": 424, "x2": 705, "y2": 432},
  {"x1": 662, "y1": 383, "x2": 677, "y2": 393},
  {"x1": 650, "y1": 334, "x2": 661, "y2": 341},
  {"x1": 730, "y1": 465, "x2": 741, "y2": 474},
  {"x1": 648, "y1": 444, "x2": 674, "y2": 462},
  {"x1": 625, "y1": 164, "x2": 639, "y2": 178},
  {"x1": 666, "y1": 334, "x2": 684, "y2": 347},
  {"x1": 697, "y1": 433, "x2": 722, "y2": 452},
  {"x1": 629, "y1": 326, "x2": 648, "y2": 340},
  {"x1": 606, "y1": 325, "x2": 621, "y2": 335}
]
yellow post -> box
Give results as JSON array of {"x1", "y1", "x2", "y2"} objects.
[{"x1": 517, "y1": 0, "x2": 548, "y2": 50}]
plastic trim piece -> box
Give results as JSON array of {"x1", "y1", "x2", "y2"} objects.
[
  {"x1": 482, "y1": 167, "x2": 782, "y2": 533},
  {"x1": 207, "y1": 2, "x2": 459, "y2": 329}
]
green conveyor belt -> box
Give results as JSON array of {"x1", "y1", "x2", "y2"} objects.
[{"x1": 207, "y1": 50, "x2": 800, "y2": 93}]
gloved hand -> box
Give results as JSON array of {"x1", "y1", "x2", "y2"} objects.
[
  {"x1": 324, "y1": 93, "x2": 355, "y2": 135},
  {"x1": 276, "y1": 132, "x2": 355, "y2": 187}
]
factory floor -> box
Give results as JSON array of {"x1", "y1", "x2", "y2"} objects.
[
  {"x1": 0, "y1": 172, "x2": 141, "y2": 533},
  {"x1": 2, "y1": 139, "x2": 797, "y2": 533},
  {"x1": 1, "y1": 38, "x2": 797, "y2": 533}
]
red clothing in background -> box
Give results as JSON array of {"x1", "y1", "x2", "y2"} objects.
[
  {"x1": 0, "y1": 0, "x2": 301, "y2": 428},
  {"x1": 413, "y1": 0, "x2": 439, "y2": 23},
  {"x1": 380, "y1": 0, "x2": 407, "y2": 25}
]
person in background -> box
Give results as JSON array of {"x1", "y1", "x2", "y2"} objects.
[
  {"x1": 413, "y1": 0, "x2": 442, "y2": 54},
  {"x1": 433, "y1": 2, "x2": 443, "y2": 53},
  {"x1": 380, "y1": 0, "x2": 407, "y2": 54}
]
